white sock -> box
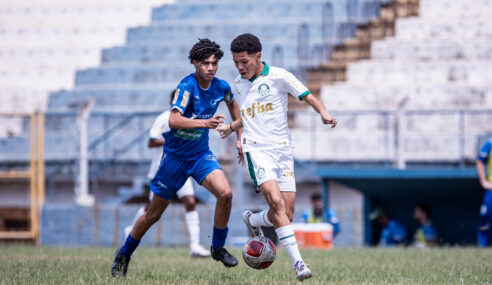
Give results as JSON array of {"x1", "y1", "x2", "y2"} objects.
[
  {"x1": 249, "y1": 210, "x2": 273, "y2": 227},
  {"x1": 276, "y1": 225, "x2": 303, "y2": 267},
  {"x1": 185, "y1": 210, "x2": 200, "y2": 247}
]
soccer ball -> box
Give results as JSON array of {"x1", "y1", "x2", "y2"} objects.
[{"x1": 242, "y1": 236, "x2": 276, "y2": 269}]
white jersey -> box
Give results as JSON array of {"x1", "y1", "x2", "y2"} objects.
[
  {"x1": 147, "y1": 111, "x2": 170, "y2": 179},
  {"x1": 234, "y1": 63, "x2": 310, "y2": 152}
]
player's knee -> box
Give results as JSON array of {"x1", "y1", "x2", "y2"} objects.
[
  {"x1": 217, "y1": 190, "x2": 232, "y2": 204},
  {"x1": 181, "y1": 196, "x2": 196, "y2": 211},
  {"x1": 269, "y1": 196, "x2": 285, "y2": 214}
]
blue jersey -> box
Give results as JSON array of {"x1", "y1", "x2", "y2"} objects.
[
  {"x1": 477, "y1": 139, "x2": 492, "y2": 182},
  {"x1": 414, "y1": 222, "x2": 437, "y2": 245},
  {"x1": 301, "y1": 208, "x2": 340, "y2": 236},
  {"x1": 163, "y1": 73, "x2": 234, "y2": 160},
  {"x1": 380, "y1": 220, "x2": 406, "y2": 246}
]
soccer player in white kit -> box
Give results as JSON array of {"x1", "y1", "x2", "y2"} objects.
[
  {"x1": 124, "y1": 92, "x2": 210, "y2": 258},
  {"x1": 217, "y1": 33, "x2": 337, "y2": 281}
]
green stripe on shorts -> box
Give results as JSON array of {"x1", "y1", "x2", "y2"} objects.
[{"x1": 245, "y1": 152, "x2": 258, "y2": 189}]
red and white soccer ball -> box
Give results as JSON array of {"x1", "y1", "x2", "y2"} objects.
[{"x1": 242, "y1": 236, "x2": 276, "y2": 269}]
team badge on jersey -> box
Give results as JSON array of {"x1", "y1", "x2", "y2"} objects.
[
  {"x1": 257, "y1": 167, "x2": 266, "y2": 179},
  {"x1": 258, "y1": 84, "x2": 270, "y2": 96}
]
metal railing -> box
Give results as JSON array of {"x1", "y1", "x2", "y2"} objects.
[{"x1": 290, "y1": 109, "x2": 492, "y2": 168}]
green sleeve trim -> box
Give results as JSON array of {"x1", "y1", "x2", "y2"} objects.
[
  {"x1": 298, "y1": 90, "x2": 311, "y2": 101},
  {"x1": 245, "y1": 153, "x2": 258, "y2": 189}
]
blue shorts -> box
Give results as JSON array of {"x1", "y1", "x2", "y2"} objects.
[{"x1": 150, "y1": 151, "x2": 222, "y2": 200}]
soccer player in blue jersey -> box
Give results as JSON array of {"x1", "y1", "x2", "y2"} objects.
[
  {"x1": 369, "y1": 208, "x2": 407, "y2": 247},
  {"x1": 111, "y1": 39, "x2": 241, "y2": 277},
  {"x1": 300, "y1": 193, "x2": 340, "y2": 237},
  {"x1": 476, "y1": 138, "x2": 492, "y2": 247}
]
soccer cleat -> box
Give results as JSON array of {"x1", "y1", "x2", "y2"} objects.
[
  {"x1": 242, "y1": 210, "x2": 264, "y2": 237},
  {"x1": 190, "y1": 244, "x2": 211, "y2": 258},
  {"x1": 111, "y1": 248, "x2": 131, "y2": 277},
  {"x1": 295, "y1": 261, "x2": 312, "y2": 282},
  {"x1": 211, "y1": 246, "x2": 238, "y2": 267}
]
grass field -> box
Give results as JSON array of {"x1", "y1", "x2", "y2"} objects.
[{"x1": 0, "y1": 246, "x2": 491, "y2": 284}]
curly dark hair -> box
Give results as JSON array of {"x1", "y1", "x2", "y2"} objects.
[
  {"x1": 188, "y1": 38, "x2": 224, "y2": 63},
  {"x1": 230, "y1": 33, "x2": 262, "y2": 54}
]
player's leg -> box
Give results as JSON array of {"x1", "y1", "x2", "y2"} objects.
[
  {"x1": 112, "y1": 156, "x2": 187, "y2": 277},
  {"x1": 124, "y1": 205, "x2": 146, "y2": 239},
  {"x1": 193, "y1": 153, "x2": 237, "y2": 267},
  {"x1": 477, "y1": 192, "x2": 492, "y2": 247},
  {"x1": 124, "y1": 185, "x2": 152, "y2": 238},
  {"x1": 112, "y1": 195, "x2": 170, "y2": 277},
  {"x1": 242, "y1": 151, "x2": 276, "y2": 236},
  {"x1": 177, "y1": 179, "x2": 210, "y2": 257}
]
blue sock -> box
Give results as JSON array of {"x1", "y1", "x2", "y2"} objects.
[
  {"x1": 212, "y1": 226, "x2": 228, "y2": 251},
  {"x1": 120, "y1": 234, "x2": 140, "y2": 258}
]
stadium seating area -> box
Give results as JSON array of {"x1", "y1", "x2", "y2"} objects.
[
  {"x1": 295, "y1": 0, "x2": 492, "y2": 162},
  {"x1": 0, "y1": 0, "x2": 169, "y2": 113},
  {"x1": 25, "y1": 0, "x2": 391, "y2": 164}
]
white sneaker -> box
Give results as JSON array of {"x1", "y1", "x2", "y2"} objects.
[
  {"x1": 190, "y1": 244, "x2": 211, "y2": 258},
  {"x1": 242, "y1": 210, "x2": 264, "y2": 237},
  {"x1": 295, "y1": 261, "x2": 312, "y2": 281}
]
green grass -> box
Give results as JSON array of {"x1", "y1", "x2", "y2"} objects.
[{"x1": 0, "y1": 246, "x2": 491, "y2": 284}]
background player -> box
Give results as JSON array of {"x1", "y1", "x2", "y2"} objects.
[
  {"x1": 369, "y1": 207, "x2": 407, "y2": 247},
  {"x1": 112, "y1": 38, "x2": 241, "y2": 277},
  {"x1": 476, "y1": 138, "x2": 492, "y2": 247},
  {"x1": 123, "y1": 91, "x2": 210, "y2": 258},
  {"x1": 218, "y1": 33, "x2": 337, "y2": 281},
  {"x1": 412, "y1": 203, "x2": 437, "y2": 248},
  {"x1": 300, "y1": 193, "x2": 340, "y2": 237}
]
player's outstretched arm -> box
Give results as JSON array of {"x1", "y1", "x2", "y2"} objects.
[
  {"x1": 476, "y1": 160, "x2": 492, "y2": 190},
  {"x1": 225, "y1": 99, "x2": 244, "y2": 165},
  {"x1": 302, "y1": 93, "x2": 337, "y2": 128},
  {"x1": 217, "y1": 99, "x2": 243, "y2": 138},
  {"x1": 169, "y1": 109, "x2": 225, "y2": 129}
]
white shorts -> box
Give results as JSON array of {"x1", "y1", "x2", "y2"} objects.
[
  {"x1": 148, "y1": 177, "x2": 194, "y2": 200},
  {"x1": 245, "y1": 147, "x2": 296, "y2": 192}
]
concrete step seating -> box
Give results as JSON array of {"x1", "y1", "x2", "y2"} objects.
[
  {"x1": 372, "y1": 39, "x2": 492, "y2": 61},
  {"x1": 346, "y1": 60, "x2": 492, "y2": 85},
  {"x1": 321, "y1": 85, "x2": 492, "y2": 110},
  {"x1": 419, "y1": 0, "x2": 492, "y2": 19}
]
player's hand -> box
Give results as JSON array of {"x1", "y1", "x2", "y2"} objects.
[
  {"x1": 480, "y1": 180, "x2": 492, "y2": 190},
  {"x1": 236, "y1": 140, "x2": 245, "y2": 165},
  {"x1": 216, "y1": 123, "x2": 232, "y2": 139},
  {"x1": 205, "y1": 114, "x2": 226, "y2": 129},
  {"x1": 322, "y1": 113, "x2": 337, "y2": 128}
]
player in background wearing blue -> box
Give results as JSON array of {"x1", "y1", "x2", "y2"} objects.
[
  {"x1": 412, "y1": 203, "x2": 437, "y2": 248},
  {"x1": 476, "y1": 138, "x2": 492, "y2": 247},
  {"x1": 300, "y1": 193, "x2": 340, "y2": 237},
  {"x1": 112, "y1": 39, "x2": 241, "y2": 277},
  {"x1": 369, "y1": 208, "x2": 407, "y2": 247}
]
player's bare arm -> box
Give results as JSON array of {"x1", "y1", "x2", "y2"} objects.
[
  {"x1": 225, "y1": 98, "x2": 244, "y2": 164},
  {"x1": 302, "y1": 93, "x2": 337, "y2": 128},
  {"x1": 169, "y1": 109, "x2": 225, "y2": 129},
  {"x1": 148, "y1": 138, "x2": 164, "y2": 148},
  {"x1": 476, "y1": 160, "x2": 492, "y2": 190}
]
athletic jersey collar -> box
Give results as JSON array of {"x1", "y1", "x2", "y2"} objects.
[
  {"x1": 248, "y1": 61, "x2": 269, "y2": 82},
  {"x1": 192, "y1": 73, "x2": 212, "y2": 90}
]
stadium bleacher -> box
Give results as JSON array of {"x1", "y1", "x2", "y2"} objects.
[
  {"x1": 309, "y1": 0, "x2": 492, "y2": 163},
  {"x1": 0, "y1": 0, "x2": 170, "y2": 113}
]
